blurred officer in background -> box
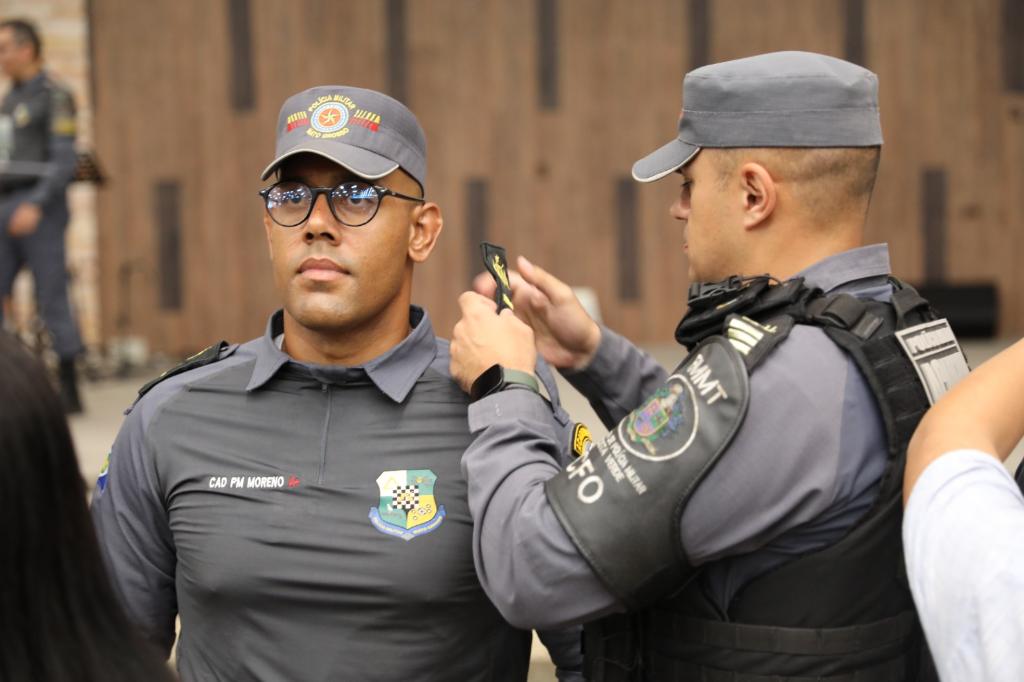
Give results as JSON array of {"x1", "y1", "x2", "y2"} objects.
[{"x1": 0, "y1": 18, "x2": 84, "y2": 413}]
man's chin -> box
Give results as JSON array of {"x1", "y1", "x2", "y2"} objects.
[{"x1": 284, "y1": 299, "x2": 358, "y2": 334}]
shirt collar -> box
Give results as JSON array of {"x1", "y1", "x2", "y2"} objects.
[
  {"x1": 793, "y1": 243, "x2": 891, "y2": 293},
  {"x1": 13, "y1": 70, "x2": 46, "y2": 91},
  {"x1": 246, "y1": 306, "x2": 438, "y2": 403}
]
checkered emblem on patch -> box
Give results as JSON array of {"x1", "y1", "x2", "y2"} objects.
[
  {"x1": 390, "y1": 484, "x2": 420, "y2": 512},
  {"x1": 370, "y1": 469, "x2": 446, "y2": 541}
]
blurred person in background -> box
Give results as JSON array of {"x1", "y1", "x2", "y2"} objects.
[
  {"x1": 0, "y1": 331, "x2": 174, "y2": 682},
  {"x1": 0, "y1": 18, "x2": 84, "y2": 413},
  {"x1": 91, "y1": 85, "x2": 581, "y2": 681},
  {"x1": 903, "y1": 337, "x2": 1024, "y2": 682}
]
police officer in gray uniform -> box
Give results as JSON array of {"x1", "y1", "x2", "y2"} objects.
[
  {"x1": 450, "y1": 52, "x2": 962, "y2": 680},
  {"x1": 91, "y1": 86, "x2": 582, "y2": 681},
  {"x1": 0, "y1": 19, "x2": 83, "y2": 412}
]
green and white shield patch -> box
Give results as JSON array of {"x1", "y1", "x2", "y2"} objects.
[{"x1": 369, "y1": 469, "x2": 446, "y2": 541}]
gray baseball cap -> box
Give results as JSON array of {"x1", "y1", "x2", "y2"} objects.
[
  {"x1": 261, "y1": 86, "x2": 427, "y2": 190},
  {"x1": 632, "y1": 51, "x2": 882, "y2": 182}
]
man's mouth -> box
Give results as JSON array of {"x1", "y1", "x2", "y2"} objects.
[{"x1": 298, "y1": 257, "x2": 349, "y2": 282}]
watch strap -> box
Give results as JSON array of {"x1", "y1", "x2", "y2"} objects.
[{"x1": 470, "y1": 364, "x2": 540, "y2": 402}]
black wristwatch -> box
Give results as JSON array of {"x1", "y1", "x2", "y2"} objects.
[{"x1": 469, "y1": 364, "x2": 541, "y2": 402}]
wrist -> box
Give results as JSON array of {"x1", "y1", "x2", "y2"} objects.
[
  {"x1": 469, "y1": 364, "x2": 540, "y2": 402},
  {"x1": 571, "y1": 322, "x2": 603, "y2": 371}
]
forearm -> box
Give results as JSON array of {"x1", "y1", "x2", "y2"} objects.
[
  {"x1": 905, "y1": 338, "x2": 1024, "y2": 502},
  {"x1": 464, "y1": 390, "x2": 622, "y2": 629},
  {"x1": 562, "y1": 325, "x2": 670, "y2": 427}
]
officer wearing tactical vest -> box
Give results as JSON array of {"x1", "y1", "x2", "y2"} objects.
[{"x1": 450, "y1": 51, "x2": 967, "y2": 680}]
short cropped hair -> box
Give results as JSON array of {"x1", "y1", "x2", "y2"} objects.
[{"x1": 710, "y1": 146, "x2": 882, "y2": 221}]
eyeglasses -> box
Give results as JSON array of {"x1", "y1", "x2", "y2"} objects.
[{"x1": 259, "y1": 180, "x2": 425, "y2": 228}]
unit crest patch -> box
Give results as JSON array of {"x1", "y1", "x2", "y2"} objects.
[
  {"x1": 369, "y1": 469, "x2": 446, "y2": 541},
  {"x1": 618, "y1": 374, "x2": 699, "y2": 461}
]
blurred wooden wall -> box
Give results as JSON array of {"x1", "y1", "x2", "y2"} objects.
[{"x1": 89, "y1": 0, "x2": 1024, "y2": 355}]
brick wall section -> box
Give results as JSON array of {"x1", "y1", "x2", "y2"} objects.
[{"x1": 1, "y1": 0, "x2": 99, "y2": 349}]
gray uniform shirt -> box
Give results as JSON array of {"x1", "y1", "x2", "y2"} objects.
[
  {"x1": 0, "y1": 70, "x2": 77, "y2": 203},
  {"x1": 91, "y1": 308, "x2": 582, "y2": 682},
  {"x1": 463, "y1": 244, "x2": 894, "y2": 629}
]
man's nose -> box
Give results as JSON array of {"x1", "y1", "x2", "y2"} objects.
[
  {"x1": 304, "y1": 194, "x2": 342, "y2": 240},
  {"x1": 669, "y1": 199, "x2": 689, "y2": 221}
]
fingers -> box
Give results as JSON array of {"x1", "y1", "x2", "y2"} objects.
[
  {"x1": 458, "y1": 290, "x2": 498, "y2": 316},
  {"x1": 517, "y1": 256, "x2": 572, "y2": 304}
]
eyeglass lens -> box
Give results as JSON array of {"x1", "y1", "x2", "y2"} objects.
[{"x1": 264, "y1": 181, "x2": 380, "y2": 227}]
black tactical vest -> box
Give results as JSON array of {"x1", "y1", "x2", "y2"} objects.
[{"x1": 546, "y1": 276, "x2": 964, "y2": 681}]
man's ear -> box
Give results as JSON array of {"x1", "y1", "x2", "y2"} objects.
[
  {"x1": 409, "y1": 202, "x2": 443, "y2": 263},
  {"x1": 738, "y1": 162, "x2": 777, "y2": 230}
]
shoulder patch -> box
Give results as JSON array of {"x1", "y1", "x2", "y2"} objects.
[
  {"x1": 48, "y1": 86, "x2": 77, "y2": 137},
  {"x1": 136, "y1": 341, "x2": 236, "y2": 400},
  {"x1": 571, "y1": 422, "x2": 593, "y2": 458},
  {"x1": 95, "y1": 452, "x2": 111, "y2": 493}
]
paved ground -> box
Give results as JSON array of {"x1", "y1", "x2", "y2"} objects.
[{"x1": 68, "y1": 338, "x2": 1022, "y2": 679}]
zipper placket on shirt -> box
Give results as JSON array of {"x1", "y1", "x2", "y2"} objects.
[{"x1": 318, "y1": 383, "x2": 332, "y2": 485}]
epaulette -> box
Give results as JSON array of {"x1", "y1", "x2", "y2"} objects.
[{"x1": 136, "y1": 341, "x2": 236, "y2": 400}]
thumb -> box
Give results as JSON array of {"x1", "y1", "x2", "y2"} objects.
[{"x1": 472, "y1": 270, "x2": 498, "y2": 297}]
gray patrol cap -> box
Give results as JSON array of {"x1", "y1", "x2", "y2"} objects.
[
  {"x1": 632, "y1": 51, "x2": 882, "y2": 182},
  {"x1": 261, "y1": 86, "x2": 427, "y2": 190}
]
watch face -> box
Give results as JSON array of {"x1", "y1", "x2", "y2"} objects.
[{"x1": 470, "y1": 364, "x2": 504, "y2": 401}]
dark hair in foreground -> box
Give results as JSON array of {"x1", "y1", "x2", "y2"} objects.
[
  {"x1": 0, "y1": 19, "x2": 42, "y2": 59},
  {"x1": 0, "y1": 333, "x2": 175, "y2": 682}
]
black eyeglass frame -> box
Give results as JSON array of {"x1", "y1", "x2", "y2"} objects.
[{"x1": 258, "y1": 181, "x2": 425, "y2": 228}]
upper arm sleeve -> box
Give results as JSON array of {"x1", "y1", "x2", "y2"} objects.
[
  {"x1": 562, "y1": 326, "x2": 671, "y2": 427},
  {"x1": 90, "y1": 404, "x2": 178, "y2": 655},
  {"x1": 903, "y1": 450, "x2": 1024, "y2": 682},
  {"x1": 27, "y1": 86, "x2": 77, "y2": 206},
  {"x1": 463, "y1": 389, "x2": 623, "y2": 629}
]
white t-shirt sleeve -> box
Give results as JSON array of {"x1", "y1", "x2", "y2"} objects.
[{"x1": 903, "y1": 449, "x2": 1024, "y2": 682}]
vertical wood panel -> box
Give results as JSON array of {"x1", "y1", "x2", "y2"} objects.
[
  {"x1": 386, "y1": 0, "x2": 408, "y2": 103},
  {"x1": 615, "y1": 178, "x2": 640, "y2": 301},
  {"x1": 689, "y1": 0, "x2": 711, "y2": 69},
  {"x1": 465, "y1": 178, "x2": 489, "y2": 281},
  {"x1": 537, "y1": 0, "x2": 559, "y2": 109},
  {"x1": 228, "y1": 0, "x2": 255, "y2": 111},
  {"x1": 921, "y1": 168, "x2": 947, "y2": 283},
  {"x1": 844, "y1": 0, "x2": 866, "y2": 66},
  {"x1": 153, "y1": 181, "x2": 183, "y2": 310},
  {"x1": 1003, "y1": 0, "x2": 1024, "y2": 92}
]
